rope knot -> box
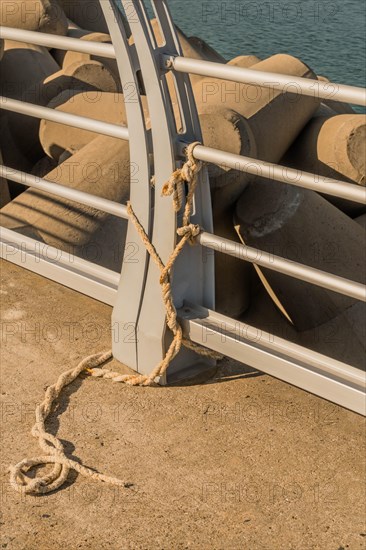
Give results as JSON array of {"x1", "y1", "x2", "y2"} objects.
[
  {"x1": 176, "y1": 223, "x2": 201, "y2": 244},
  {"x1": 161, "y1": 142, "x2": 202, "y2": 213}
]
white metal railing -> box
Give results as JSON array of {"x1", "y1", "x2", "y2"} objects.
[
  {"x1": 190, "y1": 145, "x2": 366, "y2": 204},
  {"x1": 0, "y1": 25, "x2": 116, "y2": 58},
  {"x1": 0, "y1": 0, "x2": 365, "y2": 415},
  {"x1": 0, "y1": 97, "x2": 130, "y2": 141},
  {"x1": 166, "y1": 55, "x2": 366, "y2": 106}
]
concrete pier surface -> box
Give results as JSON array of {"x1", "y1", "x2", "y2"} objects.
[{"x1": 1, "y1": 259, "x2": 365, "y2": 550}]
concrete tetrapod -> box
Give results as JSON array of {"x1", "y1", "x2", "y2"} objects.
[
  {"x1": 0, "y1": 135, "x2": 131, "y2": 260},
  {"x1": 234, "y1": 178, "x2": 366, "y2": 331},
  {"x1": 282, "y1": 114, "x2": 366, "y2": 215}
]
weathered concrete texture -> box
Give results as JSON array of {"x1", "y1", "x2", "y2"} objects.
[
  {"x1": 282, "y1": 114, "x2": 366, "y2": 215},
  {"x1": 235, "y1": 179, "x2": 366, "y2": 332},
  {"x1": 0, "y1": 135, "x2": 130, "y2": 253},
  {"x1": 1, "y1": 260, "x2": 365, "y2": 550},
  {"x1": 0, "y1": 0, "x2": 68, "y2": 34}
]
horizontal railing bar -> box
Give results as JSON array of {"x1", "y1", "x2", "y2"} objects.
[
  {"x1": 0, "y1": 26, "x2": 116, "y2": 58},
  {"x1": 191, "y1": 145, "x2": 366, "y2": 204},
  {"x1": 0, "y1": 227, "x2": 120, "y2": 305},
  {"x1": 179, "y1": 304, "x2": 366, "y2": 415},
  {"x1": 0, "y1": 97, "x2": 129, "y2": 141},
  {"x1": 197, "y1": 232, "x2": 366, "y2": 302},
  {"x1": 0, "y1": 166, "x2": 129, "y2": 219},
  {"x1": 181, "y1": 302, "x2": 365, "y2": 388},
  {"x1": 168, "y1": 56, "x2": 366, "y2": 106},
  {"x1": 0, "y1": 227, "x2": 120, "y2": 286}
]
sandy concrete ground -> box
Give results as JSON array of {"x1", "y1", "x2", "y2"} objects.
[{"x1": 1, "y1": 259, "x2": 365, "y2": 550}]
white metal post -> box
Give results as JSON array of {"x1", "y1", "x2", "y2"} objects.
[{"x1": 119, "y1": 0, "x2": 215, "y2": 383}]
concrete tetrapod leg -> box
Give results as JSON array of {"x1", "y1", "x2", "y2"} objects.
[
  {"x1": 193, "y1": 53, "x2": 321, "y2": 163},
  {"x1": 282, "y1": 114, "x2": 366, "y2": 215},
  {"x1": 39, "y1": 91, "x2": 143, "y2": 160},
  {"x1": 41, "y1": 59, "x2": 120, "y2": 103},
  {"x1": 0, "y1": 0, "x2": 67, "y2": 34},
  {"x1": 59, "y1": 28, "x2": 121, "y2": 90},
  {"x1": 234, "y1": 178, "x2": 366, "y2": 331},
  {"x1": 0, "y1": 135, "x2": 131, "y2": 260}
]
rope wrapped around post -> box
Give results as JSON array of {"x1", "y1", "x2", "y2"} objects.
[{"x1": 9, "y1": 142, "x2": 222, "y2": 495}]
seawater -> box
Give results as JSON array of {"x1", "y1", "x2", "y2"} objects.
[{"x1": 167, "y1": 0, "x2": 365, "y2": 111}]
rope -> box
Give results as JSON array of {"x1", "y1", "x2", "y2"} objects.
[
  {"x1": 9, "y1": 351, "x2": 128, "y2": 495},
  {"x1": 9, "y1": 141, "x2": 222, "y2": 495}
]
